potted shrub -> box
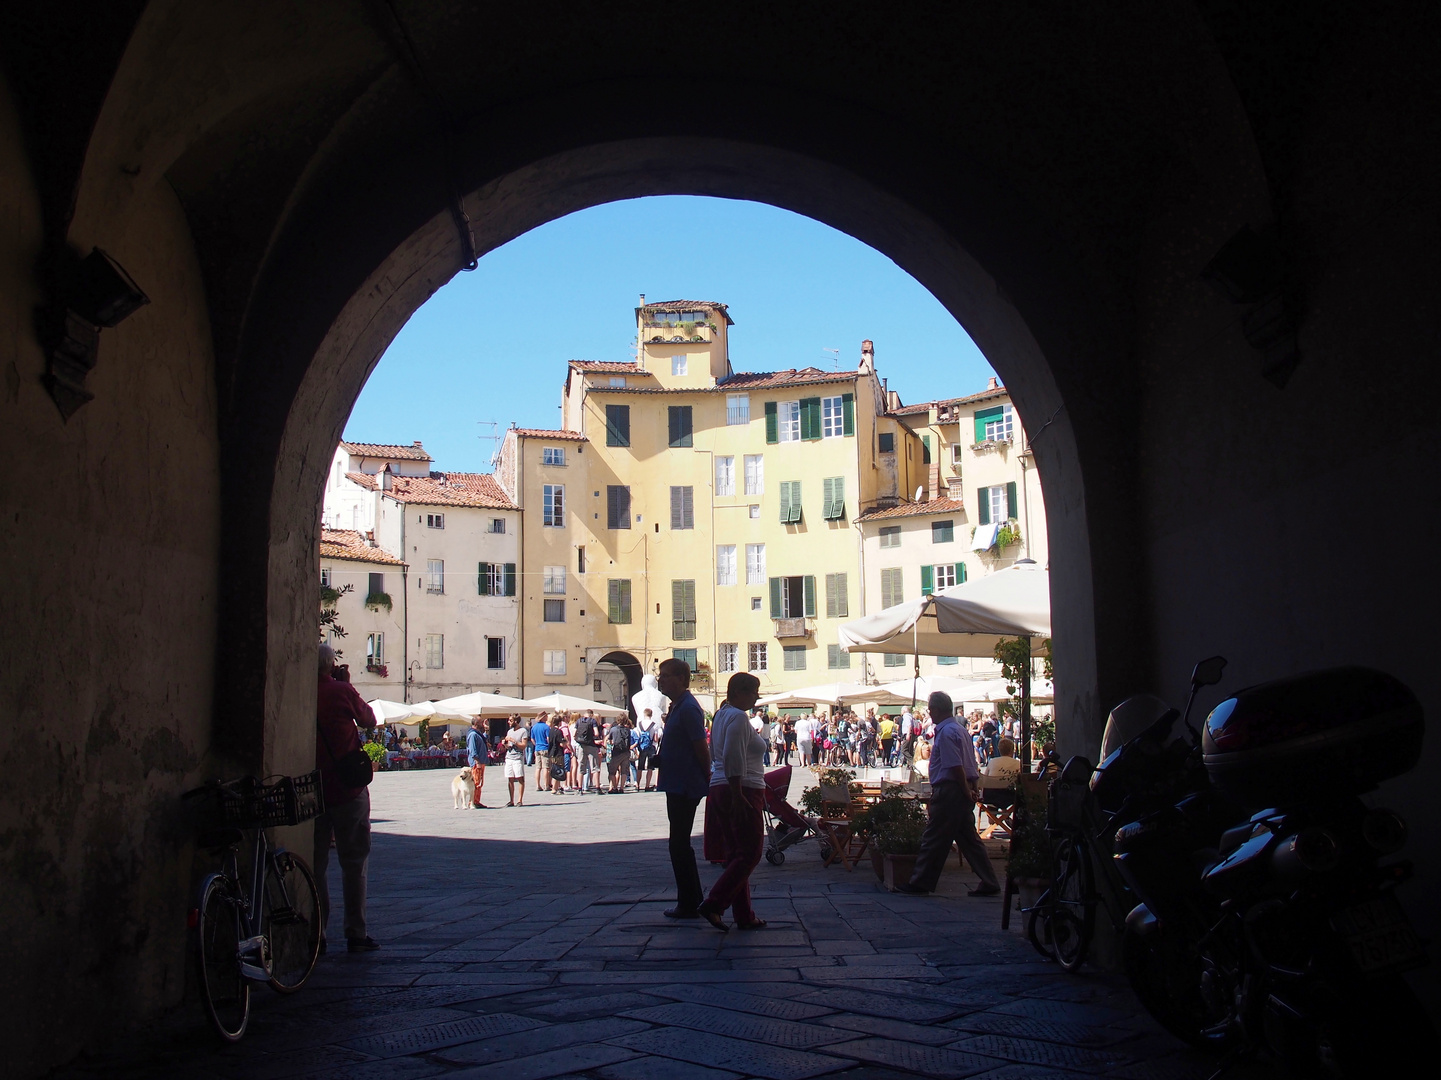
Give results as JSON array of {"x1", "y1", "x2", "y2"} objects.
[
  {"x1": 869, "y1": 791, "x2": 928, "y2": 889},
  {"x1": 1004, "y1": 780, "x2": 1052, "y2": 924},
  {"x1": 364, "y1": 590, "x2": 393, "y2": 612},
  {"x1": 362, "y1": 741, "x2": 386, "y2": 773}
]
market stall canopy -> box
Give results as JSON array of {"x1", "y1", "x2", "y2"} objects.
[
  {"x1": 756, "y1": 682, "x2": 883, "y2": 707},
  {"x1": 367, "y1": 699, "x2": 415, "y2": 724},
  {"x1": 432, "y1": 690, "x2": 535, "y2": 717},
  {"x1": 864, "y1": 675, "x2": 994, "y2": 704},
  {"x1": 523, "y1": 692, "x2": 628, "y2": 717},
  {"x1": 955, "y1": 677, "x2": 1056, "y2": 704},
  {"x1": 838, "y1": 561, "x2": 1051, "y2": 658},
  {"x1": 407, "y1": 699, "x2": 468, "y2": 721}
]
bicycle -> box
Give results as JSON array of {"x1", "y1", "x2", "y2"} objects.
[{"x1": 184, "y1": 772, "x2": 325, "y2": 1041}]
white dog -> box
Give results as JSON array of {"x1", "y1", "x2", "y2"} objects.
[{"x1": 451, "y1": 769, "x2": 475, "y2": 809}]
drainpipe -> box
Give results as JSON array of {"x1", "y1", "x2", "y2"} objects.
[
  {"x1": 516, "y1": 442, "x2": 525, "y2": 698},
  {"x1": 1019, "y1": 450, "x2": 1031, "y2": 559},
  {"x1": 695, "y1": 448, "x2": 717, "y2": 693},
  {"x1": 400, "y1": 499, "x2": 410, "y2": 702}
]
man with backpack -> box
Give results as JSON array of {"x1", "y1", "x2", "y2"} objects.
[
  {"x1": 635, "y1": 708, "x2": 660, "y2": 791},
  {"x1": 574, "y1": 709, "x2": 603, "y2": 794},
  {"x1": 607, "y1": 716, "x2": 632, "y2": 793}
]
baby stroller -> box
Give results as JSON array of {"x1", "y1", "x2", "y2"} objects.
[{"x1": 762, "y1": 765, "x2": 817, "y2": 865}]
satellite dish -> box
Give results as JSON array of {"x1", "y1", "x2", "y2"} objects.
[{"x1": 915, "y1": 485, "x2": 924, "y2": 502}]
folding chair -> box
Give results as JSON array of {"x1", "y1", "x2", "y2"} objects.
[
  {"x1": 817, "y1": 781, "x2": 871, "y2": 871},
  {"x1": 976, "y1": 774, "x2": 1018, "y2": 838}
]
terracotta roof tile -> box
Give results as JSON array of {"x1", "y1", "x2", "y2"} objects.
[
  {"x1": 857, "y1": 497, "x2": 967, "y2": 522},
  {"x1": 569, "y1": 360, "x2": 646, "y2": 373},
  {"x1": 354, "y1": 471, "x2": 519, "y2": 509},
  {"x1": 890, "y1": 385, "x2": 1009, "y2": 417},
  {"x1": 719, "y1": 367, "x2": 860, "y2": 390},
  {"x1": 512, "y1": 428, "x2": 589, "y2": 442},
  {"x1": 320, "y1": 529, "x2": 405, "y2": 565},
  {"x1": 340, "y1": 440, "x2": 432, "y2": 460}
]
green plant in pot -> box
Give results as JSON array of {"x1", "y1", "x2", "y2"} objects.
[
  {"x1": 1004, "y1": 779, "x2": 1051, "y2": 881},
  {"x1": 867, "y1": 789, "x2": 928, "y2": 888}
]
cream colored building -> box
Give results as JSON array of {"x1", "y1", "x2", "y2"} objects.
[
  {"x1": 319, "y1": 529, "x2": 407, "y2": 697},
  {"x1": 496, "y1": 300, "x2": 929, "y2": 703},
  {"x1": 856, "y1": 381, "x2": 1048, "y2": 679},
  {"x1": 322, "y1": 440, "x2": 433, "y2": 533}
]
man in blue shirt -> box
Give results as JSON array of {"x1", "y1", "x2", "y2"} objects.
[
  {"x1": 656, "y1": 658, "x2": 712, "y2": 918},
  {"x1": 465, "y1": 717, "x2": 489, "y2": 809},
  {"x1": 531, "y1": 713, "x2": 555, "y2": 793},
  {"x1": 897, "y1": 692, "x2": 1000, "y2": 896}
]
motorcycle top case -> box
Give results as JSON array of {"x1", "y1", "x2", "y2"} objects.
[{"x1": 1202, "y1": 667, "x2": 1422, "y2": 803}]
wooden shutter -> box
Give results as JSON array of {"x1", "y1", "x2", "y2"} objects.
[
  {"x1": 608, "y1": 485, "x2": 630, "y2": 529},
  {"x1": 956, "y1": 562, "x2": 966, "y2": 584},
  {"x1": 779, "y1": 481, "x2": 791, "y2": 523},
  {"x1": 670, "y1": 486, "x2": 683, "y2": 529},
  {"x1": 974, "y1": 405, "x2": 1003, "y2": 443},
  {"x1": 922, "y1": 435, "x2": 931, "y2": 463},
  {"x1": 800, "y1": 397, "x2": 821, "y2": 440},
  {"x1": 669, "y1": 405, "x2": 693, "y2": 447},
  {"x1": 504, "y1": 563, "x2": 517, "y2": 596},
  {"x1": 477, "y1": 561, "x2": 491, "y2": 595},
  {"x1": 921, "y1": 564, "x2": 934, "y2": 596},
  {"x1": 684, "y1": 486, "x2": 693, "y2": 527},
  {"x1": 668, "y1": 406, "x2": 680, "y2": 447},
  {"x1": 803, "y1": 575, "x2": 816, "y2": 617},
  {"x1": 841, "y1": 393, "x2": 855, "y2": 435},
  {"x1": 825, "y1": 573, "x2": 837, "y2": 618},
  {"x1": 605, "y1": 404, "x2": 630, "y2": 446},
  {"x1": 788, "y1": 481, "x2": 802, "y2": 522},
  {"x1": 977, "y1": 487, "x2": 991, "y2": 525},
  {"x1": 769, "y1": 577, "x2": 782, "y2": 618},
  {"x1": 1006, "y1": 481, "x2": 1018, "y2": 519},
  {"x1": 828, "y1": 572, "x2": 848, "y2": 618},
  {"x1": 764, "y1": 400, "x2": 778, "y2": 443}
]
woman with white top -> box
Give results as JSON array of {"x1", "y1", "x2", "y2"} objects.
[{"x1": 697, "y1": 672, "x2": 766, "y2": 932}]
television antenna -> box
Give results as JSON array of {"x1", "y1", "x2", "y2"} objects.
[
  {"x1": 822, "y1": 347, "x2": 840, "y2": 371},
  {"x1": 477, "y1": 420, "x2": 500, "y2": 469}
]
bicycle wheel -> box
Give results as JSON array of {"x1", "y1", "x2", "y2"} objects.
[
  {"x1": 1025, "y1": 887, "x2": 1056, "y2": 960},
  {"x1": 195, "y1": 874, "x2": 250, "y2": 1041},
  {"x1": 1048, "y1": 835, "x2": 1094, "y2": 971},
  {"x1": 262, "y1": 851, "x2": 321, "y2": 993}
]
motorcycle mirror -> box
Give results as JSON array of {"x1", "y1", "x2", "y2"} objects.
[{"x1": 1191, "y1": 655, "x2": 1227, "y2": 688}]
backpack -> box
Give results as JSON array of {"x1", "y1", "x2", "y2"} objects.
[
  {"x1": 609, "y1": 724, "x2": 630, "y2": 753},
  {"x1": 576, "y1": 717, "x2": 596, "y2": 745},
  {"x1": 635, "y1": 726, "x2": 654, "y2": 752}
]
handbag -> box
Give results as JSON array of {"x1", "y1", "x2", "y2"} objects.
[
  {"x1": 319, "y1": 724, "x2": 374, "y2": 789},
  {"x1": 550, "y1": 761, "x2": 567, "y2": 781}
]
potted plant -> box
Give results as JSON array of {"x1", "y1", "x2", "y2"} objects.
[
  {"x1": 868, "y1": 789, "x2": 928, "y2": 889},
  {"x1": 1004, "y1": 780, "x2": 1052, "y2": 924},
  {"x1": 815, "y1": 766, "x2": 855, "y2": 808},
  {"x1": 362, "y1": 740, "x2": 386, "y2": 773},
  {"x1": 364, "y1": 590, "x2": 393, "y2": 612}
]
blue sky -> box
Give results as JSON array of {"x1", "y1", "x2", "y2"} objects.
[{"x1": 345, "y1": 196, "x2": 995, "y2": 473}]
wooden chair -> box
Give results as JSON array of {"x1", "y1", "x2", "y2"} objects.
[
  {"x1": 976, "y1": 774, "x2": 1018, "y2": 838},
  {"x1": 817, "y1": 782, "x2": 871, "y2": 871}
]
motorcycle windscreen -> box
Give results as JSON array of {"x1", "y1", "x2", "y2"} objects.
[{"x1": 1098, "y1": 695, "x2": 1179, "y2": 763}]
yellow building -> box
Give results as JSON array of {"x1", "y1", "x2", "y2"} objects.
[{"x1": 496, "y1": 301, "x2": 926, "y2": 704}]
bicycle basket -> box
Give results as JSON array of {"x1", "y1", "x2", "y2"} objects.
[
  {"x1": 1047, "y1": 776, "x2": 1093, "y2": 832},
  {"x1": 214, "y1": 772, "x2": 325, "y2": 829}
]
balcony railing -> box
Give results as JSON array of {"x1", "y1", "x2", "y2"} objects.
[{"x1": 773, "y1": 618, "x2": 814, "y2": 639}]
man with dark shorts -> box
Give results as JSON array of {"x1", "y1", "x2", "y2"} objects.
[{"x1": 656, "y1": 658, "x2": 711, "y2": 918}]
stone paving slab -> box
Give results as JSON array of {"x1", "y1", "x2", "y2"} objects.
[
  {"x1": 523, "y1": 990, "x2": 671, "y2": 1020},
  {"x1": 445, "y1": 1042, "x2": 641, "y2": 1080},
  {"x1": 946, "y1": 1010, "x2": 1134, "y2": 1047},
  {"x1": 626, "y1": 1002, "x2": 854, "y2": 1049},
  {"x1": 987, "y1": 997, "x2": 1132, "y2": 1026},
  {"x1": 946, "y1": 1034, "x2": 1133, "y2": 1073},
  {"x1": 821, "y1": 1037, "x2": 1007, "y2": 1079},
  {"x1": 817, "y1": 1012, "x2": 962, "y2": 1045},
  {"x1": 435, "y1": 1016, "x2": 651, "y2": 1064},
  {"x1": 342, "y1": 1012, "x2": 545, "y2": 1058},
  {"x1": 598, "y1": 1056, "x2": 743, "y2": 1080},
  {"x1": 610, "y1": 1027, "x2": 853, "y2": 1080},
  {"x1": 650, "y1": 982, "x2": 839, "y2": 1020},
  {"x1": 794, "y1": 987, "x2": 961, "y2": 1023}
]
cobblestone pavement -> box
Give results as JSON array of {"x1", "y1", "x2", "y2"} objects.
[{"x1": 58, "y1": 768, "x2": 1262, "y2": 1080}]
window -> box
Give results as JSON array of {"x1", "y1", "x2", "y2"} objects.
[
  {"x1": 366, "y1": 632, "x2": 384, "y2": 666},
  {"x1": 922, "y1": 563, "x2": 961, "y2": 596},
  {"x1": 489, "y1": 518, "x2": 506, "y2": 534},
  {"x1": 749, "y1": 504, "x2": 760, "y2": 519},
  {"x1": 880, "y1": 567, "x2": 904, "y2": 608},
  {"x1": 670, "y1": 485, "x2": 694, "y2": 529},
  {"x1": 777, "y1": 400, "x2": 800, "y2": 442},
  {"x1": 827, "y1": 644, "x2": 851, "y2": 670},
  {"x1": 822, "y1": 476, "x2": 845, "y2": 520},
  {"x1": 937, "y1": 655, "x2": 960, "y2": 666},
  {"x1": 543, "y1": 650, "x2": 566, "y2": 675},
  {"x1": 743, "y1": 454, "x2": 764, "y2": 495},
  {"x1": 477, "y1": 561, "x2": 516, "y2": 596},
  {"x1": 368, "y1": 572, "x2": 384, "y2": 597},
  {"x1": 824, "y1": 573, "x2": 849, "y2": 618},
  {"x1": 884, "y1": 652, "x2": 908, "y2": 668},
  {"x1": 425, "y1": 512, "x2": 445, "y2": 529},
  {"x1": 673, "y1": 648, "x2": 698, "y2": 673},
  {"x1": 922, "y1": 435, "x2": 932, "y2": 464},
  {"x1": 605, "y1": 404, "x2": 630, "y2": 446},
  {"x1": 951, "y1": 442, "x2": 964, "y2": 466},
  {"x1": 543, "y1": 484, "x2": 564, "y2": 526},
  {"x1": 426, "y1": 559, "x2": 444, "y2": 593},
  {"x1": 486, "y1": 637, "x2": 505, "y2": 669},
  {"x1": 748, "y1": 642, "x2": 768, "y2": 671},
  {"x1": 609, "y1": 376, "x2": 626, "y2": 388},
  {"x1": 671, "y1": 354, "x2": 687, "y2": 376},
  {"x1": 751, "y1": 596, "x2": 762, "y2": 611},
  {"x1": 716, "y1": 545, "x2": 737, "y2": 586},
  {"x1": 543, "y1": 599, "x2": 565, "y2": 622},
  {"x1": 821, "y1": 395, "x2": 851, "y2": 438},
  {"x1": 672, "y1": 579, "x2": 697, "y2": 640},
  {"x1": 577, "y1": 546, "x2": 585, "y2": 574},
  {"x1": 770, "y1": 575, "x2": 816, "y2": 619},
  {"x1": 745, "y1": 543, "x2": 766, "y2": 585},
  {"x1": 726, "y1": 393, "x2": 750, "y2": 425},
  {"x1": 779, "y1": 480, "x2": 802, "y2": 524},
  {"x1": 935, "y1": 563, "x2": 958, "y2": 590},
  {"x1": 607, "y1": 579, "x2": 632, "y2": 624},
  {"x1": 542, "y1": 446, "x2": 565, "y2": 466},
  {"x1": 976, "y1": 482, "x2": 1018, "y2": 525},
  {"x1": 543, "y1": 565, "x2": 566, "y2": 594},
  {"x1": 719, "y1": 642, "x2": 739, "y2": 672},
  {"x1": 932, "y1": 519, "x2": 955, "y2": 543},
  {"x1": 783, "y1": 646, "x2": 806, "y2": 671},
  {"x1": 715, "y1": 455, "x2": 735, "y2": 496},
  {"x1": 975, "y1": 403, "x2": 1015, "y2": 443},
  {"x1": 425, "y1": 633, "x2": 444, "y2": 669},
  {"x1": 879, "y1": 526, "x2": 901, "y2": 549},
  {"x1": 320, "y1": 566, "x2": 332, "y2": 588},
  {"x1": 606, "y1": 485, "x2": 631, "y2": 529},
  {"x1": 668, "y1": 405, "x2": 693, "y2": 447}
]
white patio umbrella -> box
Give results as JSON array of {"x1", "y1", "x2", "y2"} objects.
[
  {"x1": 756, "y1": 681, "x2": 882, "y2": 707},
  {"x1": 861, "y1": 675, "x2": 989, "y2": 705},
  {"x1": 524, "y1": 691, "x2": 628, "y2": 717},
  {"x1": 367, "y1": 699, "x2": 415, "y2": 725},
  {"x1": 955, "y1": 677, "x2": 1055, "y2": 704},
  {"x1": 407, "y1": 699, "x2": 469, "y2": 721},
  {"x1": 432, "y1": 690, "x2": 535, "y2": 717}
]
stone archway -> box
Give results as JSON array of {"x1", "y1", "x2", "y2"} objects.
[{"x1": 593, "y1": 651, "x2": 645, "y2": 717}]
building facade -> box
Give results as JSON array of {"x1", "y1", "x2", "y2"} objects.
[{"x1": 319, "y1": 529, "x2": 407, "y2": 697}]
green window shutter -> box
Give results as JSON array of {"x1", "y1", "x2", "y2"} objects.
[
  {"x1": 779, "y1": 481, "x2": 791, "y2": 524},
  {"x1": 765, "y1": 400, "x2": 778, "y2": 443},
  {"x1": 977, "y1": 487, "x2": 991, "y2": 525},
  {"x1": 504, "y1": 563, "x2": 516, "y2": 596},
  {"x1": 1007, "y1": 481, "x2": 1018, "y2": 519},
  {"x1": 800, "y1": 397, "x2": 821, "y2": 440},
  {"x1": 668, "y1": 406, "x2": 693, "y2": 447},
  {"x1": 769, "y1": 577, "x2": 783, "y2": 618},
  {"x1": 920, "y1": 564, "x2": 934, "y2": 596},
  {"x1": 974, "y1": 405, "x2": 1003, "y2": 443},
  {"x1": 803, "y1": 575, "x2": 816, "y2": 617},
  {"x1": 605, "y1": 404, "x2": 630, "y2": 446},
  {"x1": 478, "y1": 561, "x2": 491, "y2": 595},
  {"x1": 841, "y1": 393, "x2": 855, "y2": 436},
  {"x1": 671, "y1": 486, "x2": 693, "y2": 530},
  {"x1": 833, "y1": 573, "x2": 848, "y2": 618},
  {"x1": 608, "y1": 580, "x2": 620, "y2": 623},
  {"x1": 956, "y1": 562, "x2": 967, "y2": 584},
  {"x1": 825, "y1": 573, "x2": 837, "y2": 618},
  {"x1": 822, "y1": 477, "x2": 844, "y2": 520},
  {"x1": 788, "y1": 481, "x2": 802, "y2": 522},
  {"x1": 922, "y1": 435, "x2": 932, "y2": 464}
]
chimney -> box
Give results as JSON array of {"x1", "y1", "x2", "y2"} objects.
[
  {"x1": 859, "y1": 339, "x2": 875, "y2": 373},
  {"x1": 380, "y1": 464, "x2": 392, "y2": 491},
  {"x1": 413, "y1": 440, "x2": 423, "y2": 448},
  {"x1": 639, "y1": 293, "x2": 646, "y2": 306},
  {"x1": 987, "y1": 376, "x2": 999, "y2": 390}
]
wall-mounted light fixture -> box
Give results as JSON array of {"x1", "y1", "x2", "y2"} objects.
[{"x1": 38, "y1": 247, "x2": 150, "y2": 421}]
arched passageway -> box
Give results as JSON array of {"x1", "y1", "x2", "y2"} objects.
[
  {"x1": 595, "y1": 652, "x2": 645, "y2": 715},
  {"x1": 3, "y1": 3, "x2": 1440, "y2": 1073}
]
